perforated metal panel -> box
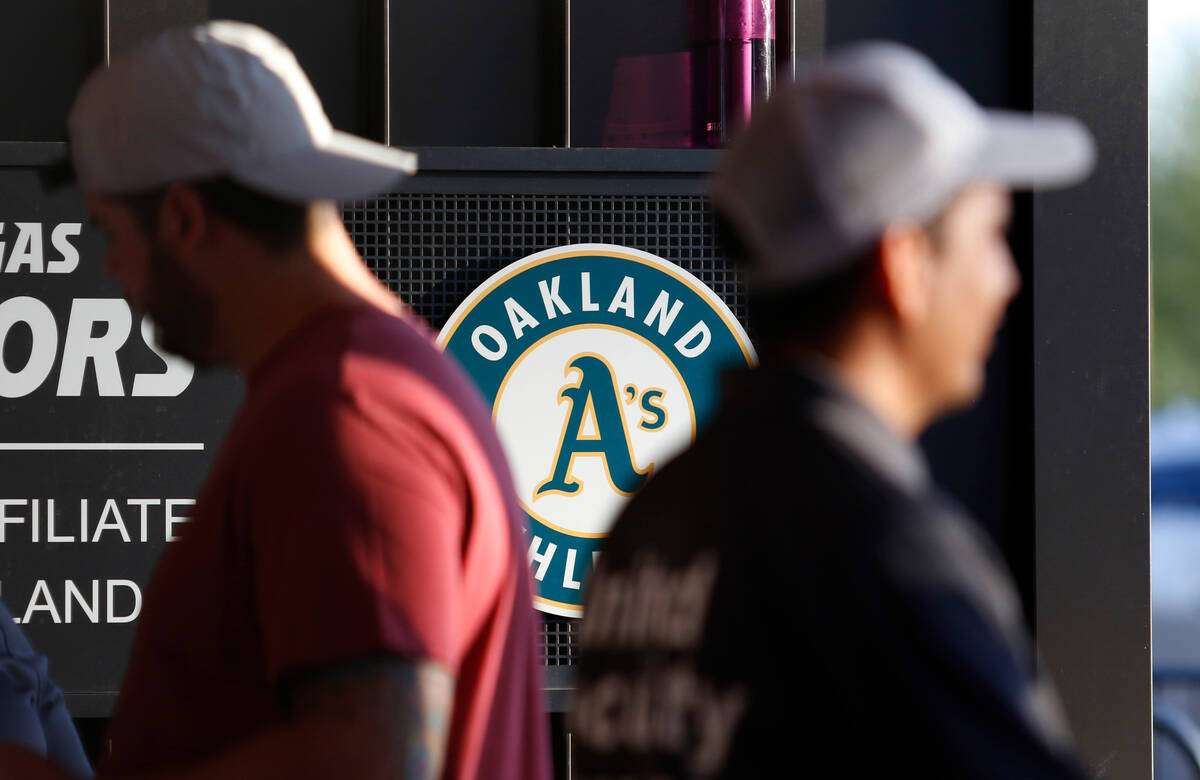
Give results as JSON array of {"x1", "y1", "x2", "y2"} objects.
[
  {"x1": 342, "y1": 190, "x2": 746, "y2": 667},
  {"x1": 343, "y1": 193, "x2": 747, "y2": 329}
]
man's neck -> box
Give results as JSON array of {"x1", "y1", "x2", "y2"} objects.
[
  {"x1": 219, "y1": 222, "x2": 400, "y2": 374},
  {"x1": 776, "y1": 333, "x2": 934, "y2": 440},
  {"x1": 827, "y1": 351, "x2": 930, "y2": 440}
]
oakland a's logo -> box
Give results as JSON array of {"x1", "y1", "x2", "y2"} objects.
[{"x1": 439, "y1": 244, "x2": 754, "y2": 616}]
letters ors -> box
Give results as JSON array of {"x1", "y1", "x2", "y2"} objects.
[{"x1": 439, "y1": 244, "x2": 755, "y2": 617}]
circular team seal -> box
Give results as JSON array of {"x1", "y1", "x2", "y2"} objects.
[{"x1": 439, "y1": 244, "x2": 755, "y2": 617}]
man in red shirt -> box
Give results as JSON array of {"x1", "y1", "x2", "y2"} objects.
[{"x1": 0, "y1": 21, "x2": 550, "y2": 780}]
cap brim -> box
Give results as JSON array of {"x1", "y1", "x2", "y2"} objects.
[
  {"x1": 234, "y1": 130, "x2": 418, "y2": 203},
  {"x1": 972, "y1": 110, "x2": 1096, "y2": 189}
]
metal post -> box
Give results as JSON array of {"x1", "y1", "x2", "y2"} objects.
[
  {"x1": 103, "y1": 0, "x2": 111, "y2": 64},
  {"x1": 383, "y1": 0, "x2": 391, "y2": 146},
  {"x1": 1032, "y1": 0, "x2": 1150, "y2": 778},
  {"x1": 564, "y1": 0, "x2": 571, "y2": 147}
]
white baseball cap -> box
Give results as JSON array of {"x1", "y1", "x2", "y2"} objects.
[
  {"x1": 67, "y1": 21, "x2": 416, "y2": 202},
  {"x1": 711, "y1": 41, "x2": 1096, "y2": 288}
]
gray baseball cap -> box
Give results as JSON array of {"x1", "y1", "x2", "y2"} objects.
[
  {"x1": 711, "y1": 41, "x2": 1096, "y2": 288},
  {"x1": 67, "y1": 21, "x2": 416, "y2": 202}
]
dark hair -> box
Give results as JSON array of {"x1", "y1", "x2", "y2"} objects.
[
  {"x1": 121, "y1": 177, "x2": 312, "y2": 252},
  {"x1": 717, "y1": 194, "x2": 962, "y2": 357},
  {"x1": 746, "y1": 257, "x2": 880, "y2": 355},
  {"x1": 716, "y1": 213, "x2": 881, "y2": 356}
]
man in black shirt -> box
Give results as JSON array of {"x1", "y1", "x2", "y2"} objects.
[{"x1": 573, "y1": 41, "x2": 1095, "y2": 779}]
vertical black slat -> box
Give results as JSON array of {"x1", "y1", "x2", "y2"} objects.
[
  {"x1": 359, "y1": 0, "x2": 390, "y2": 144},
  {"x1": 567, "y1": 0, "x2": 691, "y2": 148},
  {"x1": 1003, "y1": 0, "x2": 1036, "y2": 630},
  {"x1": 564, "y1": 0, "x2": 571, "y2": 147},
  {"x1": 388, "y1": 0, "x2": 545, "y2": 147},
  {"x1": 539, "y1": 0, "x2": 568, "y2": 148},
  {"x1": 1032, "y1": 1, "x2": 1150, "y2": 778},
  {"x1": 0, "y1": 3, "x2": 105, "y2": 141},
  {"x1": 207, "y1": 0, "x2": 372, "y2": 138},
  {"x1": 86, "y1": 1, "x2": 106, "y2": 72},
  {"x1": 106, "y1": 0, "x2": 208, "y2": 57},
  {"x1": 777, "y1": 0, "x2": 791, "y2": 78},
  {"x1": 383, "y1": 0, "x2": 390, "y2": 145}
]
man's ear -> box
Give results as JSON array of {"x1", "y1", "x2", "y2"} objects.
[
  {"x1": 877, "y1": 223, "x2": 934, "y2": 325},
  {"x1": 156, "y1": 182, "x2": 208, "y2": 265}
]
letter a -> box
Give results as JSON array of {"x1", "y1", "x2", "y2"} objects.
[{"x1": 536, "y1": 354, "x2": 650, "y2": 498}]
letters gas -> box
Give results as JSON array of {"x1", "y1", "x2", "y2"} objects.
[{"x1": 0, "y1": 222, "x2": 81, "y2": 275}]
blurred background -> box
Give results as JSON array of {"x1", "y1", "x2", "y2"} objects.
[{"x1": 1151, "y1": 0, "x2": 1200, "y2": 774}]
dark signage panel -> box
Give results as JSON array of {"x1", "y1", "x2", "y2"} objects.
[{"x1": 0, "y1": 166, "x2": 242, "y2": 716}]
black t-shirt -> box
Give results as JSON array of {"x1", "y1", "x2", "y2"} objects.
[{"x1": 573, "y1": 365, "x2": 1087, "y2": 779}]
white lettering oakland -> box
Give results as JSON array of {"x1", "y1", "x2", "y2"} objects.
[{"x1": 439, "y1": 244, "x2": 755, "y2": 617}]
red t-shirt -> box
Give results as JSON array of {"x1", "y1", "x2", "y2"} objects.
[{"x1": 101, "y1": 305, "x2": 550, "y2": 780}]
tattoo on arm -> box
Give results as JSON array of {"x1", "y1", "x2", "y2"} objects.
[{"x1": 284, "y1": 658, "x2": 455, "y2": 779}]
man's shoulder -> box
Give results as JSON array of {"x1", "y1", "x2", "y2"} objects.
[
  {"x1": 662, "y1": 409, "x2": 909, "y2": 509},
  {"x1": 253, "y1": 305, "x2": 481, "y2": 420},
  {"x1": 603, "y1": 408, "x2": 912, "y2": 565},
  {"x1": 606, "y1": 406, "x2": 1018, "y2": 620},
  {"x1": 225, "y1": 306, "x2": 505, "y2": 494},
  {"x1": 308, "y1": 305, "x2": 447, "y2": 386}
]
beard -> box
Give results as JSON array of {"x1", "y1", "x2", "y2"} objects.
[{"x1": 143, "y1": 243, "x2": 220, "y2": 369}]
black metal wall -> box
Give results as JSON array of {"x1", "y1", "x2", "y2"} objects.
[{"x1": 0, "y1": 1, "x2": 1150, "y2": 777}]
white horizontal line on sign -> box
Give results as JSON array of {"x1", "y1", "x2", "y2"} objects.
[{"x1": 0, "y1": 443, "x2": 205, "y2": 451}]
